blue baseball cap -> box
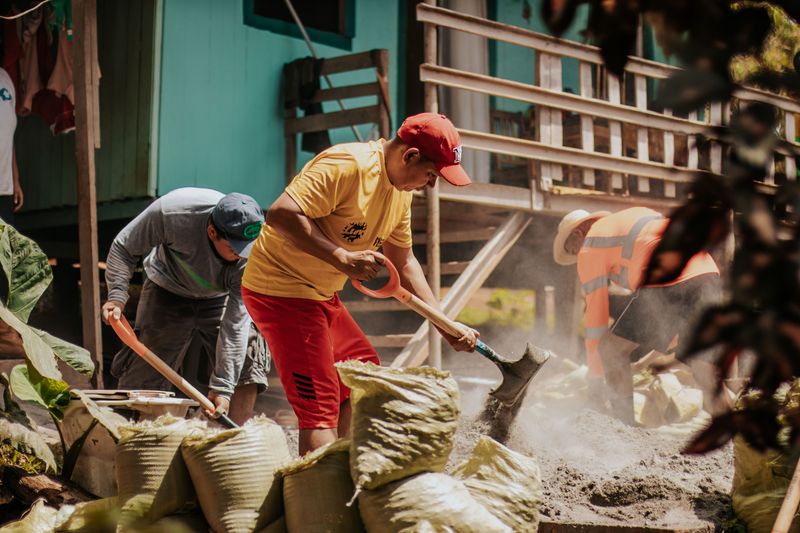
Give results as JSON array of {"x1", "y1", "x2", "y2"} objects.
[{"x1": 211, "y1": 193, "x2": 264, "y2": 258}]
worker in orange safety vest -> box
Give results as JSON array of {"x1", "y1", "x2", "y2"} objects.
[{"x1": 553, "y1": 207, "x2": 722, "y2": 423}]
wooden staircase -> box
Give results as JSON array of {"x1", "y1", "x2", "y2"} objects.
[{"x1": 339, "y1": 197, "x2": 530, "y2": 365}]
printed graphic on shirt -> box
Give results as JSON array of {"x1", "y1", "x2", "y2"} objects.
[
  {"x1": 0, "y1": 88, "x2": 11, "y2": 102},
  {"x1": 372, "y1": 236, "x2": 384, "y2": 249},
  {"x1": 341, "y1": 221, "x2": 367, "y2": 243}
]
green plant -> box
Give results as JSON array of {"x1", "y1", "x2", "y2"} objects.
[{"x1": 0, "y1": 221, "x2": 95, "y2": 475}]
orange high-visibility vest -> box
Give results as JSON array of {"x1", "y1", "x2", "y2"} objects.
[{"x1": 576, "y1": 207, "x2": 719, "y2": 377}]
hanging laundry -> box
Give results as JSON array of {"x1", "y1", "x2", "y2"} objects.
[
  {"x1": 17, "y1": 7, "x2": 44, "y2": 115},
  {"x1": 47, "y1": 24, "x2": 73, "y2": 104},
  {"x1": 1, "y1": 20, "x2": 21, "y2": 92}
]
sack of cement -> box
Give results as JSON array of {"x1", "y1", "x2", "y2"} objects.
[
  {"x1": 256, "y1": 516, "x2": 287, "y2": 533},
  {"x1": 115, "y1": 416, "x2": 205, "y2": 527},
  {"x1": 181, "y1": 416, "x2": 290, "y2": 533},
  {"x1": 277, "y1": 439, "x2": 364, "y2": 533},
  {"x1": 358, "y1": 472, "x2": 510, "y2": 533},
  {"x1": 0, "y1": 499, "x2": 74, "y2": 533},
  {"x1": 732, "y1": 435, "x2": 800, "y2": 533},
  {"x1": 55, "y1": 497, "x2": 118, "y2": 532},
  {"x1": 452, "y1": 436, "x2": 542, "y2": 532},
  {"x1": 337, "y1": 361, "x2": 459, "y2": 491}
]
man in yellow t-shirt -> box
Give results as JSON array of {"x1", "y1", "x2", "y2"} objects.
[{"x1": 242, "y1": 113, "x2": 478, "y2": 454}]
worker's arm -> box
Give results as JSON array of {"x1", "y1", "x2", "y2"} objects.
[
  {"x1": 207, "y1": 270, "x2": 250, "y2": 404},
  {"x1": 11, "y1": 146, "x2": 22, "y2": 212},
  {"x1": 103, "y1": 199, "x2": 167, "y2": 321},
  {"x1": 266, "y1": 192, "x2": 383, "y2": 281},
  {"x1": 382, "y1": 241, "x2": 478, "y2": 352}
]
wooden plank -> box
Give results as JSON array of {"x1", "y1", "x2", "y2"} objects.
[
  {"x1": 579, "y1": 62, "x2": 595, "y2": 187},
  {"x1": 135, "y1": 0, "x2": 156, "y2": 196},
  {"x1": 73, "y1": 0, "x2": 103, "y2": 388},
  {"x1": 285, "y1": 105, "x2": 382, "y2": 134},
  {"x1": 319, "y1": 50, "x2": 380, "y2": 75},
  {"x1": 538, "y1": 521, "x2": 712, "y2": 533},
  {"x1": 420, "y1": 64, "x2": 717, "y2": 138},
  {"x1": 413, "y1": 227, "x2": 496, "y2": 244},
  {"x1": 308, "y1": 82, "x2": 380, "y2": 104},
  {"x1": 687, "y1": 110, "x2": 699, "y2": 170},
  {"x1": 607, "y1": 73, "x2": 624, "y2": 191},
  {"x1": 374, "y1": 48, "x2": 391, "y2": 138},
  {"x1": 709, "y1": 102, "x2": 723, "y2": 174},
  {"x1": 663, "y1": 109, "x2": 676, "y2": 197},
  {"x1": 368, "y1": 334, "x2": 414, "y2": 348},
  {"x1": 417, "y1": 3, "x2": 800, "y2": 117},
  {"x1": 392, "y1": 212, "x2": 531, "y2": 368},
  {"x1": 634, "y1": 74, "x2": 650, "y2": 192},
  {"x1": 786, "y1": 112, "x2": 797, "y2": 180},
  {"x1": 423, "y1": 0, "x2": 441, "y2": 369},
  {"x1": 458, "y1": 129, "x2": 696, "y2": 185},
  {"x1": 346, "y1": 300, "x2": 407, "y2": 312}
]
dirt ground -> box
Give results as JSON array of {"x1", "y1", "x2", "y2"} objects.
[{"x1": 278, "y1": 374, "x2": 734, "y2": 531}]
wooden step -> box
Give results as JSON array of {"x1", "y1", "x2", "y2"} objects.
[
  {"x1": 367, "y1": 334, "x2": 414, "y2": 348},
  {"x1": 373, "y1": 260, "x2": 470, "y2": 279},
  {"x1": 345, "y1": 299, "x2": 407, "y2": 312},
  {"x1": 412, "y1": 227, "x2": 497, "y2": 244}
]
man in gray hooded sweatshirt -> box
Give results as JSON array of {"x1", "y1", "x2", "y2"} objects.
[{"x1": 103, "y1": 187, "x2": 268, "y2": 424}]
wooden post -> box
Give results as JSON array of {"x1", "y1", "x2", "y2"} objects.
[
  {"x1": 663, "y1": 108, "x2": 676, "y2": 198},
  {"x1": 688, "y1": 110, "x2": 699, "y2": 171},
  {"x1": 579, "y1": 62, "x2": 595, "y2": 187},
  {"x1": 709, "y1": 102, "x2": 723, "y2": 174},
  {"x1": 606, "y1": 72, "x2": 623, "y2": 191},
  {"x1": 423, "y1": 0, "x2": 441, "y2": 369},
  {"x1": 787, "y1": 112, "x2": 797, "y2": 181},
  {"x1": 73, "y1": 0, "x2": 103, "y2": 388},
  {"x1": 634, "y1": 74, "x2": 650, "y2": 193}
]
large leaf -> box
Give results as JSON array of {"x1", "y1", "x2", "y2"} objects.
[
  {"x1": 0, "y1": 305, "x2": 61, "y2": 381},
  {"x1": 0, "y1": 373, "x2": 57, "y2": 472},
  {"x1": 33, "y1": 328, "x2": 94, "y2": 377},
  {"x1": 0, "y1": 221, "x2": 53, "y2": 323},
  {"x1": 71, "y1": 389, "x2": 126, "y2": 441},
  {"x1": 9, "y1": 364, "x2": 70, "y2": 420}
]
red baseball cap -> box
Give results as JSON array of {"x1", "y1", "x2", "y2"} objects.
[{"x1": 397, "y1": 113, "x2": 471, "y2": 186}]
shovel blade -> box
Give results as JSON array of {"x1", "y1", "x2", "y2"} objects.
[{"x1": 489, "y1": 342, "x2": 551, "y2": 406}]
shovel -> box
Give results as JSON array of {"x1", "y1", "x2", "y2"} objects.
[
  {"x1": 109, "y1": 314, "x2": 239, "y2": 429},
  {"x1": 351, "y1": 254, "x2": 550, "y2": 407}
]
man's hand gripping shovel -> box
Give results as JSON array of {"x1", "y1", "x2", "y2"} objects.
[
  {"x1": 351, "y1": 254, "x2": 551, "y2": 430},
  {"x1": 109, "y1": 314, "x2": 239, "y2": 429}
]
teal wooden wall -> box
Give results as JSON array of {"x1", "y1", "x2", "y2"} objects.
[
  {"x1": 156, "y1": 0, "x2": 401, "y2": 207},
  {"x1": 16, "y1": 0, "x2": 157, "y2": 212},
  {"x1": 490, "y1": 0, "x2": 589, "y2": 114}
]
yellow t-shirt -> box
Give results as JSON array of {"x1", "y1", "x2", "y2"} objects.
[{"x1": 243, "y1": 140, "x2": 413, "y2": 300}]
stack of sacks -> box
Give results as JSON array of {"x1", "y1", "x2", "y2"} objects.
[
  {"x1": 114, "y1": 416, "x2": 207, "y2": 530},
  {"x1": 337, "y1": 361, "x2": 542, "y2": 533},
  {"x1": 276, "y1": 439, "x2": 364, "y2": 533},
  {"x1": 181, "y1": 416, "x2": 290, "y2": 533}
]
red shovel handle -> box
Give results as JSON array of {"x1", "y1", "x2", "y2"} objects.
[{"x1": 351, "y1": 253, "x2": 412, "y2": 302}]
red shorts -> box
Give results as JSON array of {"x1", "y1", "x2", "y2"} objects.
[{"x1": 242, "y1": 287, "x2": 380, "y2": 429}]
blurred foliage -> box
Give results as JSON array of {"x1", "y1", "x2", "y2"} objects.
[
  {"x1": 0, "y1": 442, "x2": 47, "y2": 474},
  {"x1": 456, "y1": 289, "x2": 535, "y2": 328},
  {"x1": 541, "y1": 1, "x2": 800, "y2": 454},
  {"x1": 730, "y1": 2, "x2": 800, "y2": 87}
]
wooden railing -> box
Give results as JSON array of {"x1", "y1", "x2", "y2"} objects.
[
  {"x1": 418, "y1": 3, "x2": 799, "y2": 213},
  {"x1": 403, "y1": 3, "x2": 799, "y2": 368}
]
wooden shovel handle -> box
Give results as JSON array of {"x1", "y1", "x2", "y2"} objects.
[
  {"x1": 109, "y1": 314, "x2": 216, "y2": 414},
  {"x1": 350, "y1": 254, "x2": 467, "y2": 339},
  {"x1": 772, "y1": 458, "x2": 800, "y2": 533}
]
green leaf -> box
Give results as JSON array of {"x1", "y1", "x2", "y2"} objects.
[
  {"x1": 32, "y1": 328, "x2": 94, "y2": 376},
  {"x1": 0, "y1": 417, "x2": 57, "y2": 473},
  {"x1": 0, "y1": 222, "x2": 53, "y2": 323},
  {"x1": 9, "y1": 364, "x2": 70, "y2": 420},
  {"x1": 0, "y1": 305, "x2": 61, "y2": 381}
]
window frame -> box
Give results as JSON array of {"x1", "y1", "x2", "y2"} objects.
[{"x1": 243, "y1": 0, "x2": 356, "y2": 51}]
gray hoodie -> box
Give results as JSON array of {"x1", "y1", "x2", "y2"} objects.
[{"x1": 105, "y1": 187, "x2": 249, "y2": 397}]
